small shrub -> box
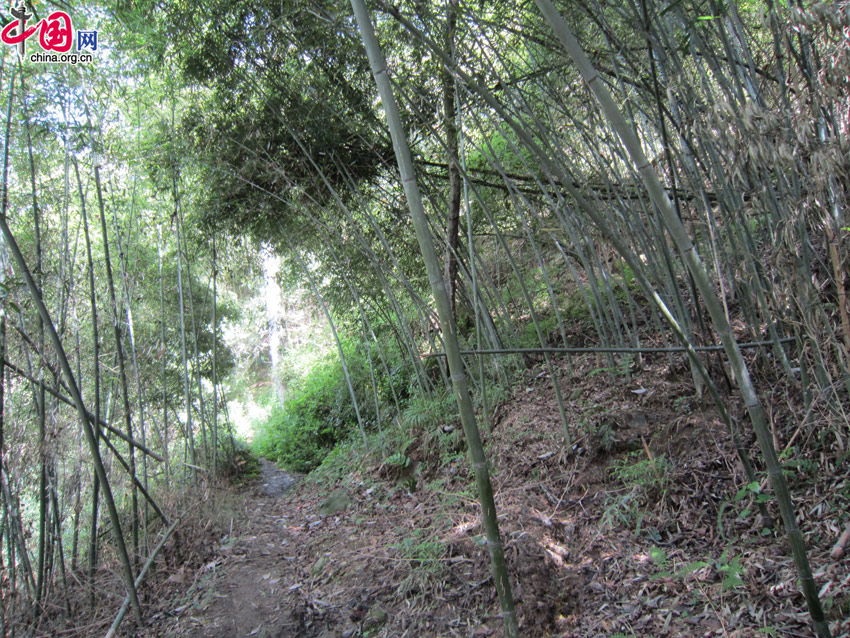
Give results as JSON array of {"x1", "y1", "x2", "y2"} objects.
[
  {"x1": 392, "y1": 529, "x2": 446, "y2": 596},
  {"x1": 609, "y1": 451, "x2": 671, "y2": 501},
  {"x1": 647, "y1": 545, "x2": 745, "y2": 592},
  {"x1": 402, "y1": 392, "x2": 458, "y2": 431}
]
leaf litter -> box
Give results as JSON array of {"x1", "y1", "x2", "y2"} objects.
[{"x1": 144, "y1": 352, "x2": 850, "y2": 637}]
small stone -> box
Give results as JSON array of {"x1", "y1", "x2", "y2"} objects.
[{"x1": 319, "y1": 489, "x2": 351, "y2": 517}]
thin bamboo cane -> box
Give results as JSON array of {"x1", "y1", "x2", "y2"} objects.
[
  {"x1": 0, "y1": 67, "x2": 143, "y2": 625},
  {"x1": 174, "y1": 198, "x2": 197, "y2": 472},
  {"x1": 177, "y1": 217, "x2": 212, "y2": 466},
  {"x1": 288, "y1": 246, "x2": 368, "y2": 446},
  {"x1": 211, "y1": 235, "x2": 219, "y2": 475},
  {"x1": 18, "y1": 89, "x2": 50, "y2": 618},
  {"x1": 92, "y1": 161, "x2": 140, "y2": 565},
  {"x1": 350, "y1": 3, "x2": 518, "y2": 634},
  {"x1": 73, "y1": 157, "x2": 104, "y2": 611},
  {"x1": 104, "y1": 518, "x2": 180, "y2": 638},
  {"x1": 532, "y1": 2, "x2": 830, "y2": 634},
  {"x1": 157, "y1": 226, "x2": 173, "y2": 487}
]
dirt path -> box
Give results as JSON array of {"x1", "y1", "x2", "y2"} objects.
[
  {"x1": 259, "y1": 458, "x2": 298, "y2": 498},
  {"x1": 157, "y1": 461, "x2": 305, "y2": 638}
]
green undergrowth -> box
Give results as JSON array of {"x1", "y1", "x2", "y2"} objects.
[
  {"x1": 306, "y1": 389, "x2": 469, "y2": 488},
  {"x1": 602, "y1": 450, "x2": 672, "y2": 536},
  {"x1": 253, "y1": 404, "x2": 335, "y2": 473},
  {"x1": 251, "y1": 326, "x2": 514, "y2": 475},
  {"x1": 252, "y1": 337, "x2": 407, "y2": 473},
  {"x1": 248, "y1": 259, "x2": 637, "y2": 476},
  {"x1": 230, "y1": 440, "x2": 262, "y2": 484}
]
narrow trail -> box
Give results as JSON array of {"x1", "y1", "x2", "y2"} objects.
[
  {"x1": 161, "y1": 460, "x2": 303, "y2": 638},
  {"x1": 145, "y1": 356, "x2": 850, "y2": 637}
]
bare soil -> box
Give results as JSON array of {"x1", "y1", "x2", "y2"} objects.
[{"x1": 142, "y1": 353, "x2": 850, "y2": 637}]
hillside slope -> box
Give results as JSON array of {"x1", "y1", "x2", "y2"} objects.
[{"x1": 145, "y1": 353, "x2": 850, "y2": 637}]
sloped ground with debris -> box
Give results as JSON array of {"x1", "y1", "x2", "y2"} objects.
[{"x1": 144, "y1": 353, "x2": 850, "y2": 637}]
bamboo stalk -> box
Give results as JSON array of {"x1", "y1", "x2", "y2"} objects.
[
  {"x1": 350, "y1": 2, "x2": 518, "y2": 634},
  {"x1": 92, "y1": 160, "x2": 140, "y2": 564},
  {"x1": 73, "y1": 154, "x2": 104, "y2": 613},
  {"x1": 0, "y1": 66, "x2": 143, "y2": 625},
  {"x1": 104, "y1": 519, "x2": 180, "y2": 638},
  {"x1": 532, "y1": 2, "x2": 830, "y2": 634},
  {"x1": 289, "y1": 245, "x2": 368, "y2": 446}
]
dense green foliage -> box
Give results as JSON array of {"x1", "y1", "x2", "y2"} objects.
[{"x1": 253, "y1": 339, "x2": 378, "y2": 471}]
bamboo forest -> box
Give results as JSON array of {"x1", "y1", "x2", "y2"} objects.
[{"x1": 0, "y1": 0, "x2": 849, "y2": 636}]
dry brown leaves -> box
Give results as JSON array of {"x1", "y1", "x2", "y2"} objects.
[{"x1": 140, "y1": 352, "x2": 850, "y2": 638}]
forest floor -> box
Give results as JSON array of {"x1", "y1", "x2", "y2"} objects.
[{"x1": 141, "y1": 353, "x2": 850, "y2": 638}]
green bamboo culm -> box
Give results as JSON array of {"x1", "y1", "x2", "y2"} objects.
[
  {"x1": 0, "y1": 64, "x2": 143, "y2": 624},
  {"x1": 348, "y1": 1, "x2": 519, "y2": 636},
  {"x1": 532, "y1": 1, "x2": 830, "y2": 636}
]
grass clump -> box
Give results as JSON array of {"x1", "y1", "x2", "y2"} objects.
[{"x1": 602, "y1": 450, "x2": 672, "y2": 534}]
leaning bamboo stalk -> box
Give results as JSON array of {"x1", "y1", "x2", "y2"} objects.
[
  {"x1": 288, "y1": 245, "x2": 368, "y2": 446},
  {"x1": 0, "y1": 467, "x2": 35, "y2": 604},
  {"x1": 0, "y1": 68, "x2": 143, "y2": 625},
  {"x1": 18, "y1": 93, "x2": 50, "y2": 620},
  {"x1": 175, "y1": 213, "x2": 211, "y2": 465},
  {"x1": 104, "y1": 518, "x2": 180, "y2": 638},
  {"x1": 266, "y1": 119, "x2": 437, "y2": 397},
  {"x1": 349, "y1": 2, "x2": 518, "y2": 635},
  {"x1": 448, "y1": 107, "x2": 574, "y2": 439},
  {"x1": 73, "y1": 154, "x2": 104, "y2": 612},
  {"x1": 157, "y1": 226, "x2": 173, "y2": 487},
  {"x1": 173, "y1": 202, "x2": 197, "y2": 471},
  {"x1": 97, "y1": 433, "x2": 169, "y2": 527},
  {"x1": 532, "y1": 2, "x2": 829, "y2": 635},
  {"x1": 93, "y1": 160, "x2": 140, "y2": 565},
  {"x1": 115, "y1": 218, "x2": 154, "y2": 553},
  {"x1": 211, "y1": 235, "x2": 219, "y2": 477},
  {"x1": 457, "y1": 83, "x2": 493, "y2": 433},
  {"x1": 3, "y1": 358, "x2": 163, "y2": 459},
  {"x1": 230, "y1": 152, "x2": 436, "y2": 399}
]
